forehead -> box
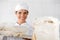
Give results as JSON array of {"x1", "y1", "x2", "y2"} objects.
[{"x1": 17, "y1": 9, "x2": 28, "y2": 12}]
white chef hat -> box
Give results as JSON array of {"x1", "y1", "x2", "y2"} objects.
[{"x1": 15, "y1": 2, "x2": 29, "y2": 11}]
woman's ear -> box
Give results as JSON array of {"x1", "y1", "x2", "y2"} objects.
[
  {"x1": 27, "y1": 11, "x2": 29, "y2": 13},
  {"x1": 15, "y1": 11, "x2": 17, "y2": 14},
  {"x1": 15, "y1": 11, "x2": 17, "y2": 16},
  {"x1": 27, "y1": 11, "x2": 29, "y2": 15}
]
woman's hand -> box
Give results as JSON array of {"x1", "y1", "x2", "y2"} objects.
[
  {"x1": 32, "y1": 33, "x2": 36, "y2": 40},
  {"x1": 13, "y1": 32, "x2": 24, "y2": 37}
]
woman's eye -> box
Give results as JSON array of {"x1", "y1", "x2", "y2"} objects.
[
  {"x1": 19, "y1": 12, "x2": 21, "y2": 14},
  {"x1": 24, "y1": 12, "x2": 27, "y2": 14}
]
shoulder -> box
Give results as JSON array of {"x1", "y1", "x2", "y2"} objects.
[{"x1": 25, "y1": 22, "x2": 32, "y2": 27}]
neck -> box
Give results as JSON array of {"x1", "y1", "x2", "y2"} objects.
[{"x1": 17, "y1": 19, "x2": 26, "y2": 25}]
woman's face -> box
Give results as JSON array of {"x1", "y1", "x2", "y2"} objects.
[{"x1": 15, "y1": 9, "x2": 28, "y2": 20}]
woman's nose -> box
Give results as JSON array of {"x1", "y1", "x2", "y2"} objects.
[{"x1": 21, "y1": 13, "x2": 24, "y2": 16}]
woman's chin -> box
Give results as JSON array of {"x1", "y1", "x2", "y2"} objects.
[{"x1": 19, "y1": 18, "x2": 25, "y2": 20}]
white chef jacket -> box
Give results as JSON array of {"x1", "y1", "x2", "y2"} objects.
[{"x1": 2, "y1": 22, "x2": 34, "y2": 40}]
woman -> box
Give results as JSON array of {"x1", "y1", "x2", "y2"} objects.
[{"x1": 3, "y1": 2, "x2": 36, "y2": 40}]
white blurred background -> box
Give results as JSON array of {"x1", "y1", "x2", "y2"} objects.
[
  {"x1": 0, "y1": 0, "x2": 60, "y2": 37},
  {"x1": 0, "y1": 0, "x2": 60, "y2": 23}
]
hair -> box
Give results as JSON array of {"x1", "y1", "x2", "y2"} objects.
[{"x1": 15, "y1": 10, "x2": 29, "y2": 14}]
